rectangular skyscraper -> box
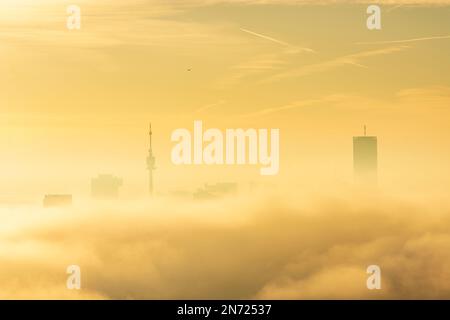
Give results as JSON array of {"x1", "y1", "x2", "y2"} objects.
[{"x1": 353, "y1": 133, "x2": 378, "y2": 185}]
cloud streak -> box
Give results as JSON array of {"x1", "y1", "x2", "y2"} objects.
[
  {"x1": 240, "y1": 28, "x2": 315, "y2": 53},
  {"x1": 263, "y1": 46, "x2": 409, "y2": 83},
  {"x1": 357, "y1": 35, "x2": 450, "y2": 45},
  {"x1": 243, "y1": 85, "x2": 450, "y2": 117},
  {"x1": 240, "y1": 28, "x2": 291, "y2": 47}
]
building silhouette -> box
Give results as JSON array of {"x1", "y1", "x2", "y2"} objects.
[
  {"x1": 91, "y1": 174, "x2": 123, "y2": 199},
  {"x1": 353, "y1": 126, "x2": 378, "y2": 186},
  {"x1": 146, "y1": 123, "x2": 156, "y2": 196}
]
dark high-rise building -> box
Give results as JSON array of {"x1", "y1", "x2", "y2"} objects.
[{"x1": 353, "y1": 126, "x2": 378, "y2": 185}]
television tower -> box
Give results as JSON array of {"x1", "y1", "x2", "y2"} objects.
[{"x1": 146, "y1": 123, "x2": 156, "y2": 196}]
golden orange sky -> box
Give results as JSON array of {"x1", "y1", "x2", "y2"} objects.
[{"x1": 2, "y1": 0, "x2": 450, "y2": 301}]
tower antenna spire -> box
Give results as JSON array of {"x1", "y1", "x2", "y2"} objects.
[{"x1": 364, "y1": 125, "x2": 367, "y2": 136}]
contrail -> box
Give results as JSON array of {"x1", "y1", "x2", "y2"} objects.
[
  {"x1": 356, "y1": 35, "x2": 450, "y2": 45},
  {"x1": 240, "y1": 28, "x2": 315, "y2": 53},
  {"x1": 195, "y1": 100, "x2": 226, "y2": 113},
  {"x1": 387, "y1": 4, "x2": 405, "y2": 13}
]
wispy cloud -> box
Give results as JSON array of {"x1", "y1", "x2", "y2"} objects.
[
  {"x1": 0, "y1": 1, "x2": 245, "y2": 52},
  {"x1": 244, "y1": 85, "x2": 450, "y2": 117},
  {"x1": 240, "y1": 28, "x2": 315, "y2": 53},
  {"x1": 195, "y1": 100, "x2": 227, "y2": 113},
  {"x1": 396, "y1": 86, "x2": 450, "y2": 107},
  {"x1": 242, "y1": 94, "x2": 371, "y2": 117},
  {"x1": 218, "y1": 52, "x2": 290, "y2": 87},
  {"x1": 240, "y1": 28, "x2": 290, "y2": 46},
  {"x1": 387, "y1": 4, "x2": 406, "y2": 12},
  {"x1": 163, "y1": 0, "x2": 450, "y2": 6},
  {"x1": 243, "y1": 98, "x2": 325, "y2": 117},
  {"x1": 263, "y1": 46, "x2": 409, "y2": 83},
  {"x1": 219, "y1": 28, "x2": 315, "y2": 87}
]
